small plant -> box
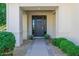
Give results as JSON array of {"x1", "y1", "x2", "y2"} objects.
[
  {"x1": 44, "y1": 34, "x2": 50, "y2": 39},
  {"x1": 0, "y1": 32, "x2": 16, "y2": 56},
  {"x1": 29, "y1": 35, "x2": 33, "y2": 40}
]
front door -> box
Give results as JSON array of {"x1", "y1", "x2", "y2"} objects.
[{"x1": 32, "y1": 15, "x2": 47, "y2": 36}]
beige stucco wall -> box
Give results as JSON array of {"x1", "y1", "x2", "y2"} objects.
[
  {"x1": 7, "y1": 3, "x2": 79, "y2": 46},
  {"x1": 22, "y1": 11, "x2": 28, "y2": 40},
  {"x1": 69, "y1": 4, "x2": 79, "y2": 45},
  {"x1": 6, "y1": 4, "x2": 23, "y2": 46},
  {"x1": 55, "y1": 4, "x2": 79, "y2": 45}
]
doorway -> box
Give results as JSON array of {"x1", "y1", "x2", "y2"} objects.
[{"x1": 32, "y1": 15, "x2": 47, "y2": 37}]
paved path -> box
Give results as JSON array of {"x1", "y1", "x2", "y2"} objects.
[{"x1": 25, "y1": 39, "x2": 66, "y2": 56}]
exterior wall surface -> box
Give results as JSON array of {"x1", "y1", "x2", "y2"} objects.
[
  {"x1": 22, "y1": 11, "x2": 28, "y2": 40},
  {"x1": 7, "y1": 3, "x2": 79, "y2": 46},
  {"x1": 6, "y1": 4, "x2": 23, "y2": 46},
  {"x1": 56, "y1": 4, "x2": 79, "y2": 45}
]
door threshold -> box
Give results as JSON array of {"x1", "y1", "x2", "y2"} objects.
[{"x1": 33, "y1": 36, "x2": 44, "y2": 39}]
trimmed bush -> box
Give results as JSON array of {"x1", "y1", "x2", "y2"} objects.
[
  {"x1": 60, "y1": 40, "x2": 75, "y2": 51},
  {"x1": 52, "y1": 37, "x2": 79, "y2": 56},
  {"x1": 52, "y1": 38, "x2": 57, "y2": 45},
  {"x1": 44, "y1": 34, "x2": 50, "y2": 39},
  {"x1": 52, "y1": 37, "x2": 67, "y2": 47},
  {"x1": 0, "y1": 32, "x2": 16, "y2": 56},
  {"x1": 66, "y1": 45, "x2": 79, "y2": 56},
  {"x1": 29, "y1": 35, "x2": 33, "y2": 40},
  {"x1": 0, "y1": 3, "x2": 6, "y2": 26}
]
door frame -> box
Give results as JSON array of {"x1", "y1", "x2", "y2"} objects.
[{"x1": 32, "y1": 15, "x2": 47, "y2": 37}]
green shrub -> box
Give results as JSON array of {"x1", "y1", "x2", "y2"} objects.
[
  {"x1": 52, "y1": 38, "x2": 57, "y2": 45},
  {"x1": 29, "y1": 35, "x2": 33, "y2": 40},
  {"x1": 0, "y1": 32, "x2": 16, "y2": 56},
  {"x1": 44, "y1": 34, "x2": 50, "y2": 39},
  {"x1": 52, "y1": 37, "x2": 79, "y2": 56},
  {"x1": 62, "y1": 44, "x2": 79, "y2": 56},
  {"x1": 60, "y1": 40, "x2": 75, "y2": 53},
  {"x1": 0, "y1": 3, "x2": 6, "y2": 26},
  {"x1": 52, "y1": 37, "x2": 67, "y2": 47},
  {"x1": 75, "y1": 46, "x2": 79, "y2": 55},
  {"x1": 66, "y1": 45, "x2": 79, "y2": 56}
]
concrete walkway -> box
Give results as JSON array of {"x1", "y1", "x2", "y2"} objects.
[
  {"x1": 26, "y1": 39, "x2": 49, "y2": 56},
  {"x1": 13, "y1": 40, "x2": 32, "y2": 56},
  {"x1": 25, "y1": 39, "x2": 66, "y2": 56}
]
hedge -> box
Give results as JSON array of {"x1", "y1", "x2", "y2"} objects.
[
  {"x1": 52, "y1": 38, "x2": 67, "y2": 47},
  {"x1": 52, "y1": 37, "x2": 79, "y2": 56},
  {"x1": 0, "y1": 32, "x2": 16, "y2": 56},
  {"x1": 0, "y1": 3, "x2": 6, "y2": 26}
]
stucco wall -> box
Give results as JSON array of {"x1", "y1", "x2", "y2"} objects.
[
  {"x1": 7, "y1": 3, "x2": 79, "y2": 46},
  {"x1": 56, "y1": 4, "x2": 73, "y2": 37},
  {"x1": 56, "y1": 4, "x2": 79, "y2": 45},
  {"x1": 69, "y1": 4, "x2": 79, "y2": 45},
  {"x1": 22, "y1": 11, "x2": 28, "y2": 40},
  {"x1": 6, "y1": 4, "x2": 23, "y2": 46}
]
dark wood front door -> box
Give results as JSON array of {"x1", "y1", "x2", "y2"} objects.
[{"x1": 32, "y1": 15, "x2": 47, "y2": 36}]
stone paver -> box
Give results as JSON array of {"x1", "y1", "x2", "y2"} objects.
[
  {"x1": 13, "y1": 40, "x2": 32, "y2": 56},
  {"x1": 26, "y1": 39, "x2": 49, "y2": 56},
  {"x1": 14, "y1": 39, "x2": 66, "y2": 56},
  {"x1": 47, "y1": 43, "x2": 66, "y2": 56},
  {"x1": 26, "y1": 39, "x2": 66, "y2": 56}
]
